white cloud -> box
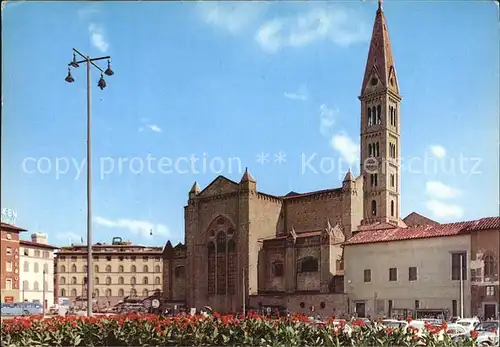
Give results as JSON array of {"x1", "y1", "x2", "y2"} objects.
[
  {"x1": 284, "y1": 85, "x2": 308, "y2": 101},
  {"x1": 255, "y1": 7, "x2": 368, "y2": 53},
  {"x1": 56, "y1": 232, "x2": 84, "y2": 243},
  {"x1": 331, "y1": 133, "x2": 359, "y2": 165},
  {"x1": 94, "y1": 216, "x2": 170, "y2": 238},
  {"x1": 429, "y1": 145, "x2": 446, "y2": 158},
  {"x1": 88, "y1": 23, "x2": 109, "y2": 53},
  {"x1": 319, "y1": 104, "x2": 337, "y2": 136},
  {"x1": 425, "y1": 200, "x2": 464, "y2": 220},
  {"x1": 198, "y1": 2, "x2": 264, "y2": 35},
  {"x1": 148, "y1": 124, "x2": 162, "y2": 133},
  {"x1": 425, "y1": 181, "x2": 462, "y2": 200}
]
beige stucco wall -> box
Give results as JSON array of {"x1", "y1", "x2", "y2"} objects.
[{"x1": 344, "y1": 235, "x2": 471, "y2": 318}]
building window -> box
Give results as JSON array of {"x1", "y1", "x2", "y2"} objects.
[
  {"x1": 95, "y1": 277, "x2": 99, "y2": 285},
  {"x1": 131, "y1": 277, "x2": 136, "y2": 285},
  {"x1": 143, "y1": 277, "x2": 148, "y2": 285},
  {"x1": 409, "y1": 267, "x2": 417, "y2": 281},
  {"x1": 118, "y1": 289, "x2": 124, "y2": 297},
  {"x1": 376, "y1": 142, "x2": 380, "y2": 156},
  {"x1": 451, "y1": 252, "x2": 467, "y2": 280},
  {"x1": 415, "y1": 300, "x2": 420, "y2": 309},
  {"x1": 452, "y1": 300, "x2": 457, "y2": 317},
  {"x1": 389, "y1": 268, "x2": 398, "y2": 281},
  {"x1": 60, "y1": 277, "x2": 66, "y2": 285},
  {"x1": 486, "y1": 286, "x2": 495, "y2": 296},
  {"x1": 376, "y1": 105, "x2": 382, "y2": 124},
  {"x1": 227, "y1": 239, "x2": 237, "y2": 294},
  {"x1": 175, "y1": 266, "x2": 185, "y2": 278},
  {"x1": 143, "y1": 265, "x2": 149, "y2": 273},
  {"x1": 71, "y1": 277, "x2": 77, "y2": 285},
  {"x1": 131, "y1": 265, "x2": 137, "y2": 272},
  {"x1": 155, "y1": 277, "x2": 161, "y2": 285},
  {"x1": 43, "y1": 264, "x2": 49, "y2": 273},
  {"x1": 371, "y1": 200, "x2": 377, "y2": 216},
  {"x1": 118, "y1": 277, "x2": 124, "y2": 285},
  {"x1": 106, "y1": 277, "x2": 111, "y2": 285},
  {"x1": 208, "y1": 242, "x2": 215, "y2": 295},
  {"x1": 34, "y1": 281, "x2": 39, "y2": 291},
  {"x1": 24, "y1": 248, "x2": 29, "y2": 256},
  {"x1": 71, "y1": 289, "x2": 77, "y2": 297},
  {"x1": 391, "y1": 201, "x2": 395, "y2": 217},
  {"x1": 35, "y1": 250, "x2": 41, "y2": 257},
  {"x1": 272, "y1": 262, "x2": 284, "y2": 277},
  {"x1": 60, "y1": 265, "x2": 66, "y2": 273},
  {"x1": 367, "y1": 107, "x2": 372, "y2": 127},
  {"x1": 483, "y1": 255, "x2": 496, "y2": 278},
  {"x1": 299, "y1": 257, "x2": 319, "y2": 273},
  {"x1": 43, "y1": 251, "x2": 49, "y2": 258},
  {"x1": 60, "y1": 288, "x2": 66, "y2": 297},
  {"x1": 118, "y1": 265, "x2": 124, "y2": 273},
  {"x1": 70, "y1": 264, "x2": 76, "y2": 273},
  {"x1": 371, "y1": 174, "x2": 378, "y2": 187},
  {"x1": 22, "y1": 280, "x2": 29, "y2": 291},
  {"x1": 106, "y1": 265, "x2": 112, "y2": 273},
  {"x1": 94, "y1": 265, "x2": 99, "y2": 273},
  {"x1": 6, "y1": 247, "x2": 12, "y2": 255},
  {"x1": 24, "y1": 261, "x2": 29, "y2": 272},
  {"x1": 5, "y1": 279, "x2": 12, "y2": 290},
  {"x1": 364, "y1": 269, "x2": 371, "y2": 282},
  {"x1": 6, "y1": 261, "x2": 13, "y2": 272},
  {"x1": 390, "y1": 174, "x2": 395, "y2": 187},
  {"x1": 155, "y1": 265, "x2": 161, "y2": 273}
]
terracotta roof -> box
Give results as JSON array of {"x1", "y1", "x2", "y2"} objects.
[
  {"x1": 464, "y1": 217, "x2": 500, "y2": 231},
  {"x1": 403, "y1": 212, "x2": 439, "y2": 227},
  {"x1": 346, "y1": 216, "x2": 499, "y2": 246},
  {"x1": 0, "y1": 222, "x2": 27, "y2": 232},
  {"x1": 20, "y1": 240, "x2": 58, "y2": 250}
]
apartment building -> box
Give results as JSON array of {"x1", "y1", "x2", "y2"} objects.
[
  {"x1": 1, "y1": 222, "x2": 26, "y2": 303},
  {"x1": 19, "y1": 233, "x2": 58, "y2": 309},
  {"x1": 55, "y1": 237, "x2": 163, "y2": 307}
]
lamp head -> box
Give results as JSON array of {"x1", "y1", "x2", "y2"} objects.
[
  {"x1": 97, "y1": 74, "x2": 106, "y2": 90},
  {"x1": 65, "y1": 68, "x2": 74, "y2": 83},
  {"x1": 70, "y1": 53, "x2": 80, "y2": 68},
  {"x1": 104, "y1": 59, "x2": 114, "y2": 76}
]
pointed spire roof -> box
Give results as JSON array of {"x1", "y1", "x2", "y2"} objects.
[
  {"x1": 343, "y1": 169, "x2": 354, "y2": 182},
  {"x1": 189, "y1": 181, "x2": 200, "y2": 194},
  {"x1": 240, "y1": 167, "x2": 256, "y2": 183},
  {"x1": 360, "y1": 1, "x2": 399, "y2": 95}
]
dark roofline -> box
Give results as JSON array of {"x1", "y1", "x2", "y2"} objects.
[
  {"x1": 1, "y1": 222, "x2": 27, "y2": 232},
  {"x1": 20, "y1": 240, "x2": 58, "y2": 250}
]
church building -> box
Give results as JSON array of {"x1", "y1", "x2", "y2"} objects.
[{"x1": 163, "y1": 1, "x2": 409, "y2": 314}]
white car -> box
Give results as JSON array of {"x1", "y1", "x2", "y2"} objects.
[
  {"x1": 474, "y1": 321, "x2": 499, "y2": 347},
  {"x1": 381, "y1": 319, "x2": 409, "y2": 329},
  {"x1": 457, "y1": 318, "x2": 481, "y2": 332}
]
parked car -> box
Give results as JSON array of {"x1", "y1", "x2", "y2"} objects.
[
  {"x1": 456, "y1": 317, "x2": 481, "y2": 332},
  {"x1": 380, "y1": 319, "x2": 409, "y2": 329},
  {"x1": 474, "y1": 321, "x2": 499, "y2": 346}
]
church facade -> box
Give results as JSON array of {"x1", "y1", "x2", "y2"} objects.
[{"x1": 162, "y1": 1, "x2": 403, "y2": 314}]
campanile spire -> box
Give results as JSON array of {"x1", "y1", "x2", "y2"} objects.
[{"x1": 359, "y1": 2, "x2": 403, "y2": 226}]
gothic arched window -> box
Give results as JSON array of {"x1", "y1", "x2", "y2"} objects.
[
  {"x1": 106, "y1": 265, "x2": 112, "y2": 273},
  {"x1": 377, "y1": 105, "x2": 382, "y2": 124},
  {"x1": 299, "y1": 257, "x2": 319, "y2": 273},
  {"x1": 227, "y1": 239, "x2": 237, "y2": 294},
  {"x1": 71, "y1": 288, "x2": 77, "y2": 297},
  {"x1": 94, "y1": 265, "x2": 99, "y2": 273},
  {"x1": 391, "y1": 201, "x2": 395, "y2": 217},
  {"x1": 367, "y1": 107, "x2": 372, "y2": 126},
  {"x1": 106, "y1": 289, "x2": 112, "y2": 297},
  {"x1": 484, "y1": 255, "x2": 496, "y2": 278},
  {"x1": 174, "y1": 266, "x2": 185, "y2": 278},
  {"x1": 371, "y1": 200, "x2": 377, "y2": 216},
  {"x1": 119, "y1": 276, "x2": 124, "y2": 284},
  {"x1": 272, "y1": 262, "x2": 284, "y2": 277},
  {"x1": 119, "y1": 265, "x2": 124, "y2": 273},
  {"x1": 207, "y1": 242, "x2": 216, "y2": 295},
  {"x1": 131, "y1": 265, "x2": 137, "y2": 273},
  {"x1": 118, "y1": 289, "x2": 124, "y2": 297}
]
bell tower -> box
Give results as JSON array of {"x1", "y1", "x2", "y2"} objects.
[{"x1": 360, "y1": 0, "x2": 402, "y2": 225}]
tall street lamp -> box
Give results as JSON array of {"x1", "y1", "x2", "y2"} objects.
[{"x1": 65, "y1": 48, "x2": 114, "y2": 317}]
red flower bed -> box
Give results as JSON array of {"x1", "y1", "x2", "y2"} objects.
[{"x1": 1, "y1": 312, "x2": 477, "y2": 346}]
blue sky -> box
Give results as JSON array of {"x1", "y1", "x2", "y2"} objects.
[{"x1": 2, "y1": 1, "x2": 498, "y2": 247}]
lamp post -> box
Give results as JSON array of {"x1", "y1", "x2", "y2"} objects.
[{"x1": 65, "y1": 48, "x2": 114, "y2": 317}]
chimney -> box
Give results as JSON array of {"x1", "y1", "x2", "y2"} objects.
[{"x1": 31, "y1": 232, "x2": 48, "y2": 245}]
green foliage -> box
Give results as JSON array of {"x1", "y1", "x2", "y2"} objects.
[{"x1": 1, "y1": 313, "x2": 477, "y2": 347}]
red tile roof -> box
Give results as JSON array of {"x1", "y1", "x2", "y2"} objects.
[
  {"x1": 345, "y1": 216, "x2": 499, "y2": 246},
  {"x1": 0, "y1": 222, "x2": 27, "y2": 232},
  {"x1": 464, "y1": 217, "x2": 500, "y2": 231},
  {"x1": 20, "y1": 240, "x2": 58, "y2": 250},
  {"x1": 403, "y1": 212, "x2": 439, "y2": 227}
]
